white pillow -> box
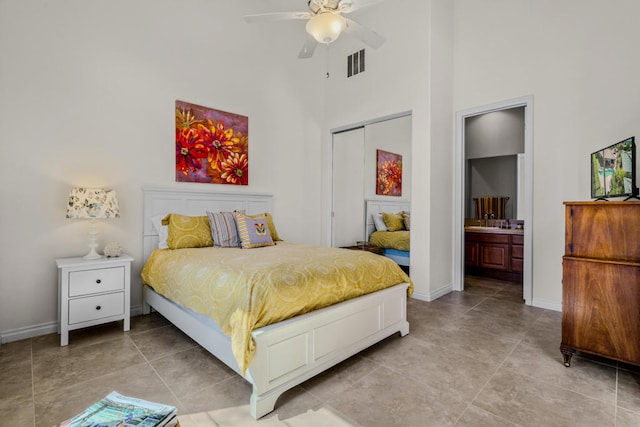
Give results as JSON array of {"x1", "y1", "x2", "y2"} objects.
[
  {"x1": 151, "y1": 214, "x2": 169, "y2": 249},
  {"x1": 372, "y1": 213, "x2": 388, "y2": 232}
]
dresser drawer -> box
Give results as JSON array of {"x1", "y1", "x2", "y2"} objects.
[
  {"x1": 68, "y1": 267, "x2": 124, "y2": 297},
  {"x1": 68, "y1": 292, "x2": 124, "y2": 325}
]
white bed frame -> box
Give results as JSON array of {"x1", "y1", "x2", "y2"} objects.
[
  {"x1": 365, "y1": 199, "x2": 411, "y2": 267},
  {"x1": 142, "y1": 187, "x2": 410, "y2": 419}
]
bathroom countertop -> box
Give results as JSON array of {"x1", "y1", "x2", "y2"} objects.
[{"x1": 464, "y1": 226, "x2": 524, "y2": 235}]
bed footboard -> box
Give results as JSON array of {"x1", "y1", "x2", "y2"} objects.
[
  {"x1": 246, "y1": 282, "x2": 409, "y2": 418},
  {"x1": 143, "y1": 283, "x2": 409, "y2": 419}
]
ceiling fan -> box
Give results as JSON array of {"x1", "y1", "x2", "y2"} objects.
[{"x1": 244, "y1": 0, "x2": 386, "y2": 59}]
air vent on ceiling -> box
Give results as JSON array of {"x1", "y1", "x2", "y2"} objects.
[{"x1": 347, "y1": 49, "x2": 365, "y2": 78}]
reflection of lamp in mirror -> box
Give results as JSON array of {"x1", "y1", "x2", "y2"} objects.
[{"x1": 66, "y1": 188, "x2": 120, "y2": 259}]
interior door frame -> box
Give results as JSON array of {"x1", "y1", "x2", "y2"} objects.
[{"x1": 453, "y1": 95, "x2": 534, "y2": 305}]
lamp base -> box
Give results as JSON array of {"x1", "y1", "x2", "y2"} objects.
[
  {"x1": 83, "y1": 248, "x2": 103, "y2": 260},
  {"x1": 84, "y1": 218, "x2": 102, "y2": 260}
]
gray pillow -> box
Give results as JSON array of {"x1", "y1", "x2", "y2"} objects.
[{"x1": 206, "y1": 211, "x2": 241, "y2": 247}]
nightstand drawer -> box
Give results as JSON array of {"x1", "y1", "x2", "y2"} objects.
[
  {"x1": 69, "y1": 267, "x2": 124, "y2": 297},
  {"x1": 68, "y1": 292, "x2": 124, "y2": 325}
]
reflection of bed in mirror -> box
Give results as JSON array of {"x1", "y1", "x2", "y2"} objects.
[
  {"x1": 141, "y1": 188, "x2": 411, "y2": 419},
  {"x1": 366, "y1": 199, "x2": 411, "y2": 267}
]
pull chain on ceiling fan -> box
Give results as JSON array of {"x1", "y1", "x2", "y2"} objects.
[{"x1": 244, "y1": 0, "x2": 386, "y2": 59}]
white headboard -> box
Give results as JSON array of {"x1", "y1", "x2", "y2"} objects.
[
  {"x1": 365, "y1": 199, "x2": 411, "y2": 238},
  {"x1": 143, "y1": 187, "x2": 272, "y2": 262}
]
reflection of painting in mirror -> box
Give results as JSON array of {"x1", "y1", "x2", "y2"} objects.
[{"x1": 376, "y1": 150, "x2": 402, "y2": 196}]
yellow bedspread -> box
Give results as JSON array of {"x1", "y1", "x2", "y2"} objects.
[
  {"x1": 141, "y1": 241, "x2": 412, "y2": 374},
  {"x1": 369, "y1": 230, "x2": 410, "y2": 251}
]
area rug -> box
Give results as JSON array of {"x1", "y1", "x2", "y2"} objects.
[{"x1": 178, "y1": 405, "x2": 355, "y2": 427}]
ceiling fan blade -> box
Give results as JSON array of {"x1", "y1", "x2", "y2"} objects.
[
  {"x1": 343, "y1": 18, "x2": 385, "y2": 49},
  {"x1": 244, "y1": 11, "x2": 310, "y2": 24},
  {"x1": 298, "y1": 34, "x2": 319, "y2": 59},
  {"x1": 339, "y1": 0, "x2": 385, "y2": 14}
]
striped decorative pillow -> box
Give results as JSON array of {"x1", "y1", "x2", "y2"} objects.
[
  {"x1": 206, "y1": 211, "x2": 241, "y2": 247},
  {"x1": 402, "y1": 211, "x2": 411, "y2": 231},
  {"x1": 234, "y1": 211, "x2": 274, "y2": 249}
]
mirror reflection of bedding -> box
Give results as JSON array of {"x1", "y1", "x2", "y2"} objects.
[
  {"x1": 369, "y1": 230, "x2": 410, "y2": 252},
  {"x1": 141, "y1": 241, "x2": 412, "y2": 374}
]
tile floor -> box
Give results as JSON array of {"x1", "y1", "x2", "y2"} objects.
[{"x1": 1, "y1": 276, "x2": 639, "y2": 426}]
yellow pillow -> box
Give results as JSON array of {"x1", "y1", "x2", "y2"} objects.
[
  {"x1": 161, "y1": 214, "x2": 213, "y2": 249},
  {"x1": 382, "y1": 212, "x2": 405, "y2": 232},
  {"x1": 248, "y1": 212, "x2": 282, "y2": 241}
]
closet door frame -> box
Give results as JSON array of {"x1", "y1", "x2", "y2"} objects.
[
  {"x1": 330, "y1": 111, "x2": 412, "y2": 248},
  {"x1": 331, "y1": 127, "x2": 366, "y2": 248}
]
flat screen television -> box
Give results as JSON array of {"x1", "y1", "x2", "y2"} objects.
[{"x1": 591, "y1": 136, "x2": 637, "y2": 199}]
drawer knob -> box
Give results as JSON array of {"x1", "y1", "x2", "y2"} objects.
[
  {"x1": 96, "y1": 305, "x2": 102, "y2": 311},
  {"x1": 96, "y1": 279, "x2": 102, "y2": 284}
]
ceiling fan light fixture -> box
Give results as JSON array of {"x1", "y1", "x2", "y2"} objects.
[{"x1": 306, "y1": 12, "x2": 345, "y2": 44}]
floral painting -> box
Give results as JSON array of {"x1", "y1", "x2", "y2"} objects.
[
  {"x1": 175, "y1": 100, "x2": 248, "y2": 185},
  {"x1": 376, "y1": 150, "x2": 402, "y2": 196}
]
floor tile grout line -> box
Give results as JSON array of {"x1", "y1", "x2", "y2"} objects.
[
  {"x1": 614, "y1": 366, "x2": 618, "y2": 426},
  {"x1": 299, "y1": 361, "x2": 383, "y2": 408},
  {"x1": 146, "y1": 345, "x2": 236, "y2": 398},
  {"x1": 125, "y1": 334, "x2": 186, "y2": 411},
  {"x1": 492, "y1": 349, "x2": 638, "y2": 421},
  {"x1": 454, "y1": 329, "x2": 525, "y2": 425},
  {"x1": 30, "y1": 338, "x2": 36, "y2": 427},
  {"x1": 454, "y1": 403, "x2": 520, "y2": 427},
  {"x1": 504, "y1": 355, "x2": 620, "y2": 409}
]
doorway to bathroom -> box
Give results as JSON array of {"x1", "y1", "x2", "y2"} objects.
[{"x1": 453, "y1": 96, "x2": 533, "y2": 305}]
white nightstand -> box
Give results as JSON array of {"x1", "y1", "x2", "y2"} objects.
[{"x1": 56, "y1": 254, "x2": 133, "y2": 346}]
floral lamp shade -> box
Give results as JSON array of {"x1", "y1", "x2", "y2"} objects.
[
  {"x1": 66, "y1": 188, "x2": 120, "y2": 219},
  {"x1": 66, "y1": 188, "x2": 119, "y2": 259}
]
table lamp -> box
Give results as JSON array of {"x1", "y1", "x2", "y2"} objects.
[{"x1": 66, "y1": 188, "x2": 120, "y2": 259}]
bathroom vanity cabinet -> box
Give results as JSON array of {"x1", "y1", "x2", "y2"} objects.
[{"x1": 464, "y1": 229, "x2": 524, "y2": 283}]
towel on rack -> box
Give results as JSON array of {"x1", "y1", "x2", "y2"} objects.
[{"x1": 474, "y1": 196, "x2": 508, "y2": 219}]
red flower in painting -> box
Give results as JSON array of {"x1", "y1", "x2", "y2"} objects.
[
  {"x1": 195, "y1": 120, "x2": 242, "y2": 170},
  {"x1": 176, "y1": 128, "x2": 209, "y2": 175},
  {"x1": 378, "y1": 160, "x2": 402, "y2": 195},
  {"x1": 175, "y1": 102, "x2": 249, "y2": 185},
  {"x1": 220, "y1": 152, "x2": 249, "y2": 185}
]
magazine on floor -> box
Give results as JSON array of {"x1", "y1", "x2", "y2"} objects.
[{"x1": 58, "y1": 391, "x2": 177, "y2": 427}]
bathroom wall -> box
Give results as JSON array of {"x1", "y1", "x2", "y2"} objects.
[
  {"x1": 465, "y1": 107, "x2": 524, "y2": 219},
  {"x1": 468, "y1": 155, "x2": 517, "y2": 218}
]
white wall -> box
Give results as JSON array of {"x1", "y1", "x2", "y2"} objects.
[
  {"x1": 465, "y1": 108, "x2": 524, "y2": 159},
  {"x1": 468, "y1": 156, "x2": 517, "y2": 219},
  {"x1": 427, "y1": 0, "x2": 455, "y2": 297},
  {"x1": 453, "y1": 0, "x2": 640, "y2": 308},
  {"x1": 322, "y1": 0, "x2": 455, "y2": 300},
  {"x1": 0, "y1": 0, "x2": 326, "y2": 338}
]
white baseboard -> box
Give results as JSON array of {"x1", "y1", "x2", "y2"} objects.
[
  {"x1": 531, "y1": 298, "x2": 562, "y2": 312},
  {"x1": 411, "y1": 283, "x2": 453, "y2": 302},
  {"x1": 0, "y1": 321, "x2": 58, "y2": 344},
  {"x1": 428, "y1": 283, "x2": 454, "y2": 301},
  {"x1": 0, "y1": 305, "x2": 144, "y2": 345},
  {"x1": 130, "y1": 304, "x2": 143, "y2": 317}
]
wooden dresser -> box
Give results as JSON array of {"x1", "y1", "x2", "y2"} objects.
[{"x1": 561, "y1": 201, "x2": 640, "y2": 367}]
